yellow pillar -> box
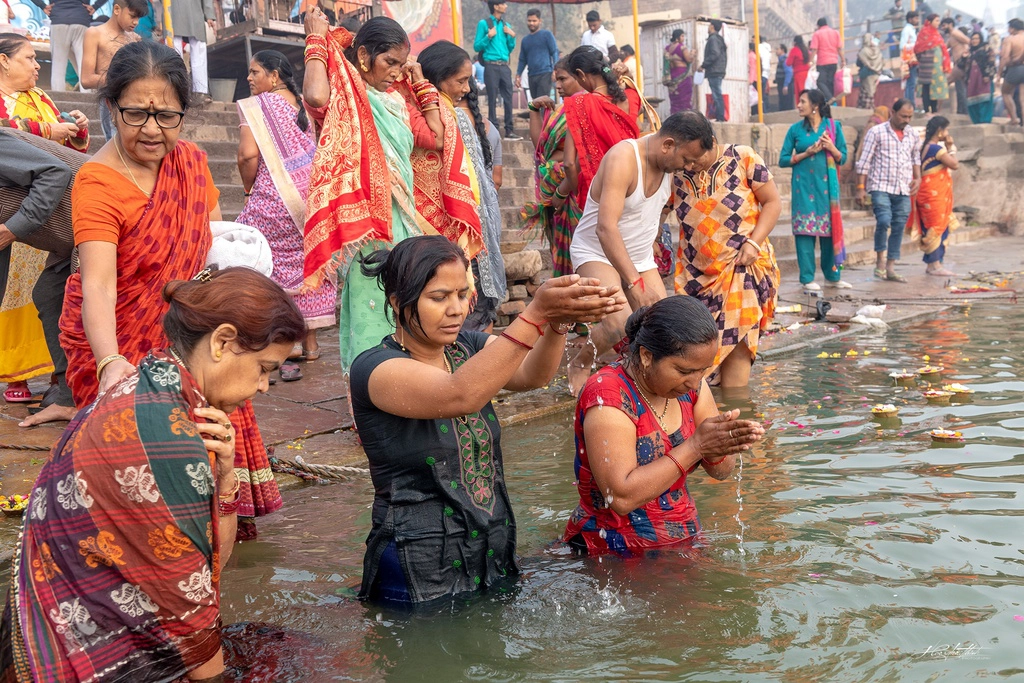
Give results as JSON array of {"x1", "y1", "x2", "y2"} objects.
[
  {"x1": 753, "y1": 0, "x2": 763, "y2": 123},
  {"x1": 632, "y1": 0, "x2": 642, "y2": 93},
  {"x1": 839, "y1": 0, "x2": 846, "y2": 106},
  {"x1": 451, "y1": 0, "x2": 461, "y2": 46}
]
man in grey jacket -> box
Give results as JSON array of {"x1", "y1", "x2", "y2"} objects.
[
  {"x1": 0, "y1": 129, "x2": 80, "y2": 426},
  {"x1": 701, "y1": 20, "x2": 728, "y2": 120}
]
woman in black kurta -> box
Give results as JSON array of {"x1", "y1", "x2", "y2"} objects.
[{"x1": 349, "y1": 235, "x2": 624, "y2": 604}]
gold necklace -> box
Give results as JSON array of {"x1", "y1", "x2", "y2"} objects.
[
  {"x1": 629, "y1": 367, "x2": 670, "y2": 426},
  {"x1": 114, "y1": 136, "x2": 148, "y2": 195}
]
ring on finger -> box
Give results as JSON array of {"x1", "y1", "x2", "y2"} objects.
[
  {"x1": 729, "y1": 429, "x2": 734, "y2": 439},
  {"x1": 221, "y1": 433, "x2": 233, "y2": 443},
  {"x1": 221, "y1": 421, "x2": 231, "y2": 429}
]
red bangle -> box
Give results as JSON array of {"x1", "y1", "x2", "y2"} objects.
[
  {"x1": 702, "y1": 455, "x2": 728, "y2": 466},
  {"x1": 516, "y1": 315, "x2": 546, "y2": 336},
  {"x1": 627, "y1": 276, "x2": 645, "y2": 292},
  {"x1": 664, "y1": 451, "x2": 686, "y2": 475},
  {"x1": 218, "y1": 490, "x2": 240, "y2": 517},
  {"x1": 500, "y1": 331, "x2": 534, "y2": 350}
]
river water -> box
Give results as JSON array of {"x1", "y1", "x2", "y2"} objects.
[{"x1": 7, "y1": 305, "x2": 1024, "y2": 680}]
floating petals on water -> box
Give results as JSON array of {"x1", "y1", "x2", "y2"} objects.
[
  {"x1": 822, "y1": 396, "x2": 832, "y2": 401},
  {"x1": 923, "y1": 355, "x2": 930, "y2": 361},
  {"x1": 808, "y1": 573, "x2": 824, "y2": 578},
  {"x1": 864, "y1": 521, "x2": 878, "y2": 525},
  {"x1": 817, "y1": 352, "x2": 829, "y2": 358},
  {"x1": 830, "y1": 353, "x2": 841, "y2": 358},
  {"x1": 846, "y1": 350, "x2": 859, "y2": 356},
  {"x1": 864, "y1": 351, "x2": 871, "y2": 356},
  {"x1": 1014, "y1": 615, "x2": 1024, "y2": 622}
]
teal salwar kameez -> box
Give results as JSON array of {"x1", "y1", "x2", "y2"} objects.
[{"x1": 779, "y1": 118, "x2": 848, "y2": 285}]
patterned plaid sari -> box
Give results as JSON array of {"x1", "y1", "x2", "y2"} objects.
[
  {"x1": 0, "y1": 353, "x2": 223, "y2": 682},
  {"x1": 674, "y1": 146, "x2": 780, "y2": 385}
]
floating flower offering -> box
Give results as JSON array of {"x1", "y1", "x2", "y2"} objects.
[
  {"x1": 917, "y1": 365, "x2": 944, "y2": 376},
  {"x1": 922, "y1": 389, "x2": 954, "y2": 403},
  {"x1": 929, "y1": 429, "x2": 963, "y2": 442},
  {"x1": 942, "y1": 383, "x2": 975, "y2": 394},
  {"x1": 871, "y1": 404, "x2": 899, "y2": 416},
  {"x1": 0, "y1": 495, "x2": 28, "y2": 516}
]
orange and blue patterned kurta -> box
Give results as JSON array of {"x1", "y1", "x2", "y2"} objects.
[
  {"x1": 673, "y1": 145, "x2": 780, "y2": 385},
  {"x1": 0, "y1": 353, "x2": 223, "y2": 682},
  {"x1": 564, "y1": 363, "x2": 701, "y2": 556}
]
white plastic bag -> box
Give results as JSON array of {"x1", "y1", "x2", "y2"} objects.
[
  {"x1": 805, "y1": 68, "x2": 818, "y2": 90},
  {"x1": 206, "y1": 221, "x2": 274, "y2": 277}
]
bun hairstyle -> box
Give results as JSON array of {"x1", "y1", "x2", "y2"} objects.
[
  {"x1": 162, "y1": 268, "x2": 306, "y2": 356},
  {"x1": 925, "y1": 115, "x2": 949, "y2": 143},
  {"x1": 565, "y1": 45, "x2": 626, "y2": 103},
  {"x1": 344, "y1": 16, "x2": 410, "y2": 70},
  {"x1": 252, "y1": 50, "x2": 309, "y2": 132},
  {"x1": 359, "y1": 235, "x2": 469, "y2": 334},
  {"x1": 623, "y1": 296, "x2": 718, "y2": 364}
]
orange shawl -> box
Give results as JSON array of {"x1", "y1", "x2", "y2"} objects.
[
  {"x1": 303, "y1": 27, "x2": 392, "y2": 286},
  {"x1": 396, "y1": 82, "x2": 483, "y2": 259}
]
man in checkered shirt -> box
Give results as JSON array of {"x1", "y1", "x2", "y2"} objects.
[{"x1": 854, "y1": 98, "x2": 921, "y2": 283}]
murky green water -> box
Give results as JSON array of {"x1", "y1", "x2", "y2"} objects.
[{"x1": 7, "y1": 305, "x2": 1024, "y2": 680}]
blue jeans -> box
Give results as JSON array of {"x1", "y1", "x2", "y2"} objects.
[
  {"x1": 870, "y1": 191, "x2": 911, "y2": 261},
  {"x1": 708, "y1": 75, "x2": 725, "y2": 120},
  {"x1": 904, "y1": 64, "x2": 918, "y2": 106}
]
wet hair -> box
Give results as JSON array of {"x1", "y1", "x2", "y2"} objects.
[
  {"x1": 252, "y1": 50, "x2": 308, "y2": 131},
  {"x1": 925, "y1": 115, "x2": 949, "y2": 143},
  {"x1": 793, "y1": 35, "x2": 809, "y2": 62},
  {"x1": 817, "y1": 17, "x2": 829, "y2": 27},
  {"x1": 621, "y1": 44, "x2": 634, "y2": 57},
  {"x1": 115, "y1": 0, "x2": 151, "y2": 17},
  {"x1": 1010, "y1": 18, "x2": 1024, "y2": 31},
  {"x1": 526, "y1": 8, "x2": 540, "y2": 18},
  {"x1": 906, "y1": 11, "x2": 919, "y2": 21},
  {"x1": 340, "y1": 14, "x2": 362, "y2": 33},
  {"x1": 659, "y1": 111, "x2": 714, "y2": 150},
  {"x1": 162, "y1": 268, "x2": 306, "y2": 355},
  {"x1": 99, "y1": 41, "x2": 191, "y2": 112},
  {"x1": 709, "y1": 19, "x2": 723, "y2": 33},
  {"x1": 566, "y1": 45, "x2": 626, "y2": 103},
  {"x1": 418, "y1": 41, "x2": 492, "y2": 167},
  {"x1": 0, "y1": 32, "x2": 31, "y2": 62},
  {"x1": 586, "y1": 10, "x2": 600, "y2": 23},
  {"x1": 360, "y1": 235, "x2": 470, "y2": 335},
  {"x1": 800, "y1": 89, "x2": 832, "y2": 130},
  {"x1": 624, "y1": 296, "x2": 718, "y2": 364},
  {"x1": 892, "y1": 97, "x2": 914, "y2": 114},
  {"x1": 344, "y1": 16, "x2": 409, "y2": 70}
]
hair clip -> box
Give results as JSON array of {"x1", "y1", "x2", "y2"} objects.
[{"x1": 192, "y1": 268, "x2": 213, "y2": 282}]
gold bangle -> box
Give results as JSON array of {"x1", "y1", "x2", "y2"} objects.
[
  {"x1": 96, "y1": 354, "x2": 128, "y2": 381},
  {"x1": 219, "y1": 470, "x2": 241, "y2": 500}
]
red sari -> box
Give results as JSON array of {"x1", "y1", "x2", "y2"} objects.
[
  {"x1": 59, "y1": 141, "x2": 283, "y2": 524},
  {"x1": 563, "y1": 88, "x2": 641, "y2": 209}
]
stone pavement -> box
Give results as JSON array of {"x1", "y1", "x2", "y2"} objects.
[{"x1": 2, "y1": 234, "x2": 1021, "y2": 495}]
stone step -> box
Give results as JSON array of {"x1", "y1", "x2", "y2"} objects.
[{"x1": 774, "y1": 224, "x2": 1003, "y2": 278}]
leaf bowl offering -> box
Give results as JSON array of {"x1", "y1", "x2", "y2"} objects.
[
  {"x1": 871, "y1": 403, "x2": 899, "y2": 416},
  {"x1": 922, "y1": 389, "x2": 954, "y2": 403},
  {"x1": 942, "y1": 383, "x2": 975, "y2": 395},
  {"x1": 929, "y1": 429, "x2": 963, "y2": 443},
  {"x1": 917, "y1": 365, "x2": 944, "y2": 377},
  {"x1": 0, "y1": 495, "x2": 28, "y2": 517}
]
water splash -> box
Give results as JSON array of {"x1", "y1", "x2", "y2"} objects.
[{"x1": 733, "y1": 451, "x2": 747, "y2": 563}]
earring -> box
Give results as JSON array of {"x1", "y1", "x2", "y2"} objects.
[
  {"x1": 360, "y1": 61, "x2": 369, "y2": 72},
  {"x1": 215, "y1": 352, "x2": 222, "y2": 359}
]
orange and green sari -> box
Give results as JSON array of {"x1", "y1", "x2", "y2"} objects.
[{"x1": 907, "y1": 142, "x2": 958, "y2": 264}]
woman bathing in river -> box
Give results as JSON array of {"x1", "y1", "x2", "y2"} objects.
[
  {"x1": 349, "y1": 235, "x2": 623, "y2": 604},
  {"x1": 564, "y1": 296, "x2": 765, "y2": 555}
]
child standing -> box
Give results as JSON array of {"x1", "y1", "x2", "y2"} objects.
[{"x1": 81, "y1": 0, "x2": 149, "y2": 140}]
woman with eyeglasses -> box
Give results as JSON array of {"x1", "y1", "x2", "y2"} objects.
[{"x1": 59, "y1": 41, "x2": 285, "y2": 540}]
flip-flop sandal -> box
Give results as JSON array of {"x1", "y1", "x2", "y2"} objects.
[
  {"x1": 279, "y1": 362, "x2": 303, "y2": 382},
  {"x1": 873, "y1": 268, "x2": 887, "y2": 280},
  {"x1": 885, "y1": 272, "x2": 908, "y2": 283},
  {"x1": 3, "y1": 385, "x2": 33, "y2": 403}
]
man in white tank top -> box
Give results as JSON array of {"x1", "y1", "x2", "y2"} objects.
[{"x1": 568, "y1": 112, "x2": 716, "y2": 396}]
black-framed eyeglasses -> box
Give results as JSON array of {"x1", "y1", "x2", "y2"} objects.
[{"x1": 115, "y1": 103, "x2": 185, "y2": 129}]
